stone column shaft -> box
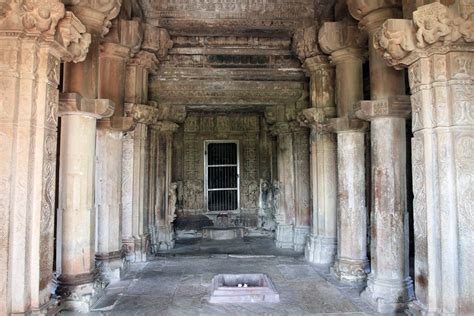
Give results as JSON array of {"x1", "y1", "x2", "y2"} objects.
[
  {"x1": 375, "y1": 4, "x2": 474, "y2": 313},
  {"x1": 57, "y1": 93, "x2": 114, "y2": 311},
  {"x1": 319, "y1": 21, "x2": 369, "y2": 283}
]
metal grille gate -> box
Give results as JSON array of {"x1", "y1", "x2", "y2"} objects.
[{"x1": 205, "y1": 141, "x2": 239, "y2": 211}]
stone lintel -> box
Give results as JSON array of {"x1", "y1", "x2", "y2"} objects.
[
  {"x1": 151, "y1": 121, "x2": 180, "y2": 133},
  {"x1": 100, "y1": 42, "x2": 131, "y2": 60},
  {"x1": 375, "y1": 3, "x2": 474, "y2": 69},
  {"x1": 155, "y1": 104, "x2": 187, "y2": 124},
  {"x1": 59, "y1": 92, "x2": 115, "y2": 118},
  {"x1": 64, "y1": 0, "x2": 121, "y2": 36},
  {"x1": 111, "y1": 116, "x2": 136, "y2": 132},
  {"x1": 355, "y1": 95, "x2": 411, "y2": 121},
  {"x1": 327, "y1": 117, "x2": 369, "y2": 133},
  {"x1": 347, "y1": 0, "x2": 402, "y2": 25},
  {"x1": 318, "y1": 21, "x2": 367, "y2": 57}
]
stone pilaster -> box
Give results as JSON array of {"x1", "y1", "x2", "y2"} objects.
[
  {"x1": 298, "y1": 56, "x2": 337, "y2": 265},
  {"x1": 57, "y1": 93, "x2": 114, "y2": 312},
  {"x1": 122, "y1": 104, "x2": 158, "y2": 262},
  {"x1": 150, "y1": 121, "x2": 180, "y2": 251},
  {"x1": 348, "y1": 0, "x2": 414, "y2": 312},
  {"x1": 270, "y1": 122, "x2": 296, "y2": 249},
  {"x1": 319, "y1": 21, "x2": 370, "y2": 283},
  {"x1": 376, "y1": 3, "x2": 474, "y2": 314},
  {"x1": 0, "y1": 4, "x2": 91, "y2": 314}
]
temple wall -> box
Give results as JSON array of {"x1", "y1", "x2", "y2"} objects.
[{"x1": 173, "y1": 112, "x2": 273, "y2": 231}]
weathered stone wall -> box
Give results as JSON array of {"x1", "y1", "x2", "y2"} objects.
[{"x1": 174, "y1": 112, "x2": 272, "y2": 229}]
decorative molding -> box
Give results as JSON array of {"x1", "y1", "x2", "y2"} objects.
[{"x1": 375, "y1": 3, "x2": 474, "y2": 69}]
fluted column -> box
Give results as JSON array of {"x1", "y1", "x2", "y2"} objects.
[
  {"x1": 297, "y1": 56, "x2": 337, "y2": 265},
  {"x1": 348, "y1": 0, "x2": 414, "y2": 312},
  {"x1": 319, "y1": 21, "x2": 369, "y2": 283},
  {"x1": 376, "y1": 3, "x2": 474, "y2": 314},
  {"x1": 57, "y1": 94, "x2": 113, "y2": 311},
  {"x1": 0, "y1": 4, "x2": 91, "y2": 314}
]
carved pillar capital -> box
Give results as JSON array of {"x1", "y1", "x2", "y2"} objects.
[
  {"x1": 103, "y1": 18, "x2": 143, "y2": 56},
  {"x1": 0, "y1": 3, "x2": 91, "y2": 63},
  {"x1": 327, "y1": 117, "x2": 369, "y2": 134},
  {"x1": 100, "y1": 41, "x2": 130, "y2": 60},
  {"x1": 269, "y1": 122, "x2": 292, "y2": 136},
  {"x1": 128, "y1": 50, "x2": 159, "y2": 73},
  {"x1": 292, "y1": 25, "x2": 321, "y2": 63},
  {"x1": 375, "y1": 3, "x2": 474, "y2": 69},
  {"x1": 318, "y1": 21, "x2": 367, "y2": 63},
  {"x1": 303, "y1": 55, "x2": 331, "y2": 74},
  {"x1": 347, "y1": 0, "x2": 402, "y2": 32},
  {"x1": 64, "y1": 0, "x2": 121, "y2": 36},
  {"x1": 125, "y1": 103, "x2": 159, "y2": 125},
  {"x1": 297, "y1": 107, "x2": 336, "y2": 134},
  {"x1": 141, "y1": 24, "x2": 173, "y2": 60},
  {"x1": 59, "y1": 92, "x2": 114, "y2": 119},
  {"x1": 151, "y1": 121, "x2": 180, "y2": 133},
  {"x1": 152, "y1": 103, "x2": 187, "y2": 124},
  {"x1": 355, "y1": 95, "x2": 411, "y2": 121}
]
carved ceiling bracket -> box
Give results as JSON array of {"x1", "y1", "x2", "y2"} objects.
[
  {"x1": 375, "y1": 2, "x2": 474, "y2": 69},
  {"x1": 64, "y1": 0, "x2": 121, "y2": 36}
]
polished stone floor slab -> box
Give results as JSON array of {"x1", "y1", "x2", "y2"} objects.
[{"x1": 85, "y1": 239, "x2": 377, "y2": 315}]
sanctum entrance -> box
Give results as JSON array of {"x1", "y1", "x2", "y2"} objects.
[{"x1": 205, "y1": 141, "x2": 240, "y2": 212}]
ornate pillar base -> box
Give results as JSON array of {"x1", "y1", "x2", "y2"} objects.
[
  {"x1": 57, "y1": 273, "x2": 103, "y2": 313},
  {"x1": 275, "y1": 224, "x2": 294, "y2": 249},
  {"x1": 95, "y1": 252, "x2": 123, "y2": 284},
  {"x1": 361, "y1": 276, "x2": 414, "y2": 313},
  {"x1": 293, "y1": 226, "x2": 310, "y2": 252},
  {"x1": 332, "y1": 257, "x2": 369, "y2": 284},
  {"x1": 305, "y1": 234, "x2": 337, "y2": 265}
]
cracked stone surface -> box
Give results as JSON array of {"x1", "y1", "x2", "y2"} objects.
[{"x1": 76, "y1": 238, "x2": 377, "y2": 315}]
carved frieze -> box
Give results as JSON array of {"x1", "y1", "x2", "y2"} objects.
[{"x1": 139, "y1": 0, "x2": 315, "y2": 35}]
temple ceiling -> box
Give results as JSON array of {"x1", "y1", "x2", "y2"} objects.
[{"x1": 142, "y1": 0, "x2": 335, "y2": 111}]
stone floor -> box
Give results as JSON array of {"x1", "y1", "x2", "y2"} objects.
[{"x1": 79, "y1": 237, "x2": 377, "y2": 315}]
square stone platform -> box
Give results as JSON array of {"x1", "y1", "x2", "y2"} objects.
[{"x1": 209, "y1": 274, "x2": 280, "y2": 303}]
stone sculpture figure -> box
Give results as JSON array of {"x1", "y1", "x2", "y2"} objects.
[{"x1": 168, "y1": 182, "x2": 178, "y2": 225}]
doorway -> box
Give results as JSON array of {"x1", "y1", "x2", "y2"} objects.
[{"x1": 205, "y1": 141, "x2": 239, "y2": 212}]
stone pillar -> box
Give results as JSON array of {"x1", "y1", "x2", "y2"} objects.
[
  {"x1": 95, "y1": 19, "x2": 139, "y2": 283},
  {"x1": 376, "y1": 3, "x2": 474, "y2": 314},
  {"x1": 57, "y1": 93, "x2": 113, "y2": 311},
  {"x1": 152, "y1": 121, "x2": 180, "y2": 251},
  {"x1": 147, "y1": 126, "x2": 159, "y2": 253},
  {"x1": 297, "y1": 56, "x2": 337, "y2": 265},
  {"x1": 292, "y1": 124, "x2": 311, "y2": 252},
  {"x1": 270, "y1": 122, "x2": 296, "y2": 249},
  {"x1": 0, "y1": 5, "x2": 90, "y2": 314},
  {"x1": 319, "y1": 21, "x2": 370, "y2": 283},
  {"x1": 122, "y1": 104, "x2": 157, "y2": 262},
  {"x1": 348, "y1": 0, "x2": 414, "y2": 312}
]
